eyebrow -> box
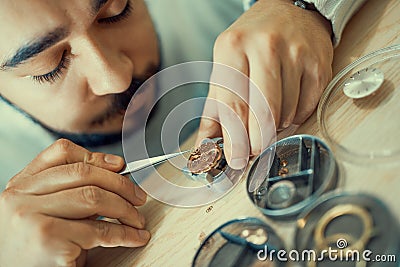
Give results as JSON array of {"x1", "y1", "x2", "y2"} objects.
[
  {"x1": 0, "y1": 0, "x2": 109, "y2": 71},
  {"x1": 0, "y1": 27, "x2": 69, "y2": 71}
]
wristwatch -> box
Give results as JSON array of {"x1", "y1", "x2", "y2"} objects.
[
  {"x1": 247, "y1": 0, "x2": 318, "y2": 11},
  {"x1": 293, "y1": 0, "x2": 317, "y2": 11}
]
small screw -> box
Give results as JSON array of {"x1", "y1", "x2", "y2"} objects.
[
  {"x1": 206, "y1": 206, "x2": 213, "y2": 213},
  {"x1": 255, "y1": 187, "x2": 266, "y2": 200},
  {"x1": 257, "y1": 187, "x2": 266, "y2": 195},
  {"x1": 278, "y1": 167, "x2": 289, "y2": 176}
]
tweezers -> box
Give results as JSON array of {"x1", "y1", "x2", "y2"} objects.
[{"x1": 119, "y1": 150, "x2": 190, "y2": 175}]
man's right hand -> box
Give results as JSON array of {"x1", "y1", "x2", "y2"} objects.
[{"x1": 0, "y1": 139, "x2": 150, "y2": 267}]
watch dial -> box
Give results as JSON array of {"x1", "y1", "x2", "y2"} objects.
[{"x1": 343, "y1": 67, "x2": 384, "y2": 99}]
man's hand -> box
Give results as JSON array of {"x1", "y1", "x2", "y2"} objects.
[
  {"x1": 0, "y1": 139, "x2": 149, "y2": 267},
  {"x1": 197, "y1": 0, "x2": 333, "y2": 169}
]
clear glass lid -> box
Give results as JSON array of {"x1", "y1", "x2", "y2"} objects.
[{"x1": 318, "y1": 45, "x2": 400, "y2": 164}]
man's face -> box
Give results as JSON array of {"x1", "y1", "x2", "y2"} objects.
[{"x1": 0, "y1": 0, "x2": 159, "y2": 134}]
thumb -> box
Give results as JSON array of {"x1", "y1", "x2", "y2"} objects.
[{"x1": 195, "y1": 117, "x2": 222, "y2": 147}]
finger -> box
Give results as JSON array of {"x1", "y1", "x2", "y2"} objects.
[
  {"x1": 32, "y1": 222, "x2": 83, "y2": 267},
  {"x1": 35, "y1": 186, "x2": 145, "y2": 229},
  {"x1": 293, "y1": 61, "x2": 331, "y2": 124},
  {"x1": 21, "y1": 139, "x2": 124, "y2": 176},
  {"x1": 14, "y1": 163, "x2": 146, "y2": 206},
  {"x1": 279, "y1": 46, "x2": 302, "y2": 129},
  {"x1": 211, "y1": 32, "x2": 251, "y2": 169},
  {"x1": 37, "y1": 217, "x2": 149, "y2": 264},
  {"x1": 216, "y1": 88, "x2": 250, "y2": 169},
  {"x1": 247, "y1": 47, "x2": 281, "y2": 155},
  {"x1": 67, "y1": 219, "x2": 151, "y2": 249},
  {"x1": 196, "y1": 88, "x2": 222, "y2": 146},
  {"x1": 54, "y1": 243, "x2": 81, "y2": 267}
]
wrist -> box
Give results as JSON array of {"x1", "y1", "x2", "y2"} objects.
[
  {"x1": 249, "y1": 0, "x2": 334, "y2": 44},
  {"x1": 306, "y1": 5, "x2": 334, "y2": 43},
  {"x1": 293, "y1": 0, "x2": 333, "y2": 40}
]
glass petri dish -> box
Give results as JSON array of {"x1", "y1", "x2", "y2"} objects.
[
  {"x1": 318, "y1": 45, "x2": 400, "y2": 164},
  {"x1": 246, "y1": 135, "x2": 338, "y2": 220},
  {"x1": 192, "y1": 217, "x2": 286, "y2": 267},
  {"x1": 294, "y1": 191, "x2": 400, "y2": 267}
]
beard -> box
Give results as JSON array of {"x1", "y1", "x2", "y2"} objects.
[{"x1": 1, "y1": 64, "x2": 160, "y2": 148}]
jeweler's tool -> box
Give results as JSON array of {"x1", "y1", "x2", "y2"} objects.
[{"x1": 119, "y1": 150, "x2": 190, "y2": 175}]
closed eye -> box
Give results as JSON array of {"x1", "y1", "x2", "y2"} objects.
[
  {"x1": 98, "y1": 0, "x2": 132, "y2": 24},
  {"x1": 31, "y1": 50, "x2": 70, "y2": 84}
]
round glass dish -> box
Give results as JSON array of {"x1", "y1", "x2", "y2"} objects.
[
  {"x1": 192, "y1": 217, "x2": 286, "y2": 267},
  {"x1": 318, "y1": 45, "x2": 400, "y2": 164}
]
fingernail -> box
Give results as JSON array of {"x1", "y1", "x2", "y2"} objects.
[
  {"x1": 104, "y1": 154, "x2": 123, "y2": 165},
  {"x1": 230, "y1": 158, "x2": 248, "y2": 170},
  {"x1": 138, "y1": 230, "x2": 151, "y2": 241},
  {"x1": 135, "y1": 186, "x2": 147, "y2": 202}
]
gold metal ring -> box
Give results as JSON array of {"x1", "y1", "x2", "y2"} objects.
[{"x1": 314, "y1": 204, "x2": 373, "y2": 254}]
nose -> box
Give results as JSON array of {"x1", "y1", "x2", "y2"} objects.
[{"x1": 79, "y1": 35, "x2": 133, "y2": 96}]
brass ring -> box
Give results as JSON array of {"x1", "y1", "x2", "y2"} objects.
[{"x1": 314, "y1": 204, "x2": 373, "y2": 254}]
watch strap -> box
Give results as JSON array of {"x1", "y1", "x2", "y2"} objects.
[{"x1": 293, "y1": 0, "x2": 317, "y2": 11}]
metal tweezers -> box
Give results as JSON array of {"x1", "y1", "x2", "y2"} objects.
[{"x1": 119, "y1": 150, "x2": 190, "y2": 175}]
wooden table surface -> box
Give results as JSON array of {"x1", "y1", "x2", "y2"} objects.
[{"x1": 87, "y1": 1, "x2": 400, "y2": 266}]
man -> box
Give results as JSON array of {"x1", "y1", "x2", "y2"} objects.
[{"x1": 0, "y1": 0, "x2": 365, "y2": 266}]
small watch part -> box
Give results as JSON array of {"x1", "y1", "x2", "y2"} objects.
[
  {"x1": 293, "y1": 0, "x2": 317, "y2": 11},
  {"x1": 281, "y1": 159, "x2": 288, "y2": 167},
  {"x1": 314, "y1": 204, "x2": 373, "y2": 253},
  {"x1": 267, "y1": 180, "x2": 297, "y2": 209},
  {"x1": 206, "y1": 206, "x2": 213, "y2": 213},
  {"x1": 277, "y1": 158, "x2": 289, "y2": 176},
  {"x1": 278, "y1": 167, "x2": 289, "y2": 176},
  {"x1": 240, "y1": 228, "x2": 269, "y2": 245},
  {"x1": 187, "y1": 139, "x2": 222, "y2": 174},
  {"x1": 254, "y1": 186, "x2": 267, "y2": 201},
  {"x1": 343, "y1": 67, "x2": 384, "y2": 99}
]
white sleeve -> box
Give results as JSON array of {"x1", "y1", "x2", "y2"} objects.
[
  {"x1": 242, "y1": 0, "x2": 257, "y2": 11},
  {"x1": 303, "y1": 0, "x2": 367, "y2": 46}
]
